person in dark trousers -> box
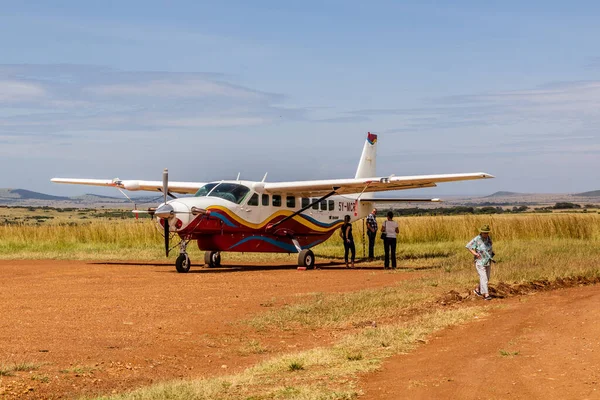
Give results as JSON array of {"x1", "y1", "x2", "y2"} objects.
[
  {"x1": 342, "y1": 215, "x2": 355, "y2": 268},
  {"x1": 366, "y1": 208, "x2": 378, "y2": 260},
  {"x1": 381, "y1": 211, "x2": 399, "y2": 269}
]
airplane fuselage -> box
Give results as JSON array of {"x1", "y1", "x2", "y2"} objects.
[{"x1": 159, "y1": 180, "x2": 371, "y2": 253}]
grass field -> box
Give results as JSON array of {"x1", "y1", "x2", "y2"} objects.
[
  {"x1": 1, "y1": 210, "x2": 600, "y2": 288},
  {"x1": 2, "y1": 209, "x2": 599, "y2": 399},
  {"x1": 1, "y1": 210, "x2": 599, "y2": 267}
]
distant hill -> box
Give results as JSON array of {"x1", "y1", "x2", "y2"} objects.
[
  {"x1": 0, "y1": 188, "x2": 186, "y2": 208},
  {"x1": 71, "y1": 193, "x2": 163, "y2": 203},
  {"x1": 484, "y1": 191, "x2": 522, "y2": 198},
  {"x1": 574, "y1": 190, "x2": 600, "y2": 197},
  {"x1": 0, "y1": 188, "x2": 165, "y2": 207},
  {"x1": 0, "y1": 189, "x2": 70, "y2": 201}
]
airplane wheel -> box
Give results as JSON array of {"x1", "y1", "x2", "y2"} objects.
[
  {"x1": 175, "y1": 254, "x2": 191, "y2": 273},
  {"x1": 298, "y1": 249, "x2": 315, "y2": 269},
  {"x1": 204, "y1": 251, "x2": 221, "y2": 268}
]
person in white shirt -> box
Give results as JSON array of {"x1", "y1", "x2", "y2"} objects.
[{"x1": 381, "y1": 211, "x2": 399, "y2": 269}]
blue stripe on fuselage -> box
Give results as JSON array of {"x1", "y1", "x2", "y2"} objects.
[{"x1": 227, "y1": 236, "x2": 325, "y2": 252}]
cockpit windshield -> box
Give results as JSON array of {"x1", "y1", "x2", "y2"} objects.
[{"x1": 194, "y1": 182, "x2": 251, "y2": 204}]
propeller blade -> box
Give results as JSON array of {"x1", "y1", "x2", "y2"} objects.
[
  {"x1": 164, "y1": 218, "x2": 169, "y2": 257},
  {"x1": 162, "y1": 168, "x2": 169, "y2": 257}
]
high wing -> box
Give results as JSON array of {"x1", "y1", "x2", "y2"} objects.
[
  {"x1": 50, "y1": 178, "x2": 204, "y2": 195},
  {"x1": 262, "y1": 172, "x2": 494, "y2": 197}
]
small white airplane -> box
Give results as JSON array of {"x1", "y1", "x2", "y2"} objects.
[{"x1": 52, "y1": 133, "x2": 494, "y2": 272}]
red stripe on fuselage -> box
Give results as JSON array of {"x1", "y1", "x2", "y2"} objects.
[{"x1": 177, "y1": 210, "x2": 341, "y2": 252}]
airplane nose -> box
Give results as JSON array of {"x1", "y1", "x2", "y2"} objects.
[{"x1": 154, "y1": 204, "x2": 174, "y2": 219}]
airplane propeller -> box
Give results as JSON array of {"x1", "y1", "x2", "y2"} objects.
[{"x1": 162, "y1": 168, "x2": 170, "y2": 257}]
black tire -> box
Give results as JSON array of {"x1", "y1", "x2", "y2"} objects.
[
  {"x1": 204, "y1": 251, "x2": 221, "y2": 268},
  {"x1": 175, "y1": 254, "x2": 191, "y2": 273},
  {"x1": 298, "y1": 249, "x2": 315, "y2": 269}
]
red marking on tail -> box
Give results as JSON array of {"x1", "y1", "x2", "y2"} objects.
[{"x1": 367, "y1": 132, "x2": 378, "y2": 144}]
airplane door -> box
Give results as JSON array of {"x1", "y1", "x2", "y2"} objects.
[{"x1": 241, "y1": 193, "x2": 260, "y2": 215}]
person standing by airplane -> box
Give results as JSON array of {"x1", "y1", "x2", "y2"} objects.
[
  {"x1": 381, "y1": 211, "x2": 399, "y2": 269},
  {"x1": 342, "y1": 215, "x2": 355, "y2": 268},
  {"x1": 466, "y1": 224, "x2": 494, "y2": 301},
  {"x1": 366, "y1": 208, "x2": 378, "y2": 260}
]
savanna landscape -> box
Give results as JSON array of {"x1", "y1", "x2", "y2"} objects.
[{"x1": 1, "y1": 205, "x2": 600, "y2": 399}]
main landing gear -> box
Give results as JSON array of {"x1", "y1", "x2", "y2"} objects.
[
  {"x1": 292, "y1": 238, "x2": 315, "y2": 270},
  {"x1": 297, "y1": 249, "x2": 315, "y2": 269},
  {"x1": 204, "y1": 250, "x2": 221, "y2": 268}
]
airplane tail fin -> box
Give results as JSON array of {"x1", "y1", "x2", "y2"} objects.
[
  {"x1": 353, "y1": 132, "x2": 378, "y2": 200},
  {"x1": 355, "y1": 132, "x2": 377, "y2": 179}
]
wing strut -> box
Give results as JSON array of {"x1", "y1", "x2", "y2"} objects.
[
  {"x1": 267, "y1": 187, "x2": 340, "y2": 231},
  {"x1": 352, "y1": 181, "x2": 373, "y2": 217}
]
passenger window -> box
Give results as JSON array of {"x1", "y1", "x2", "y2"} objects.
[
  {"x1": 286, "y1": 196, "x2": 296, "y2": 208},
  {"x1": 262, "y1": 194, "x2": 269, "y2": 206},
  {"x1": 328, "y1": 200, "x2": 334, "y2": 211},
  {"x1": 272, "y1": 195, "x2": 281, "y2": 207},
  {"x1": 312, "y1": 198, "x2": 319, "y2": 210},
  {"x1": 248, "y1": 193, "x2": 259, "y2": 206},
  {"x1": 302, "y1": 198, "x2": 310, "y2": 208},
  {"x1": 320, "y1": 200, "x2": 327, "y2": 211}
]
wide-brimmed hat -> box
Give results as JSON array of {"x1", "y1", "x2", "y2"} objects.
[{"x1": 479, "y1": 224, "x2": 491, "y2": 233}]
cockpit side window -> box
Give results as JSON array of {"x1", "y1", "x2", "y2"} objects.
[{"x1": 248, "y1": 193, "x2": 259, "y2": 206}]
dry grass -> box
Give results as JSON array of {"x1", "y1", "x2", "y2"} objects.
[
  {"x1": 248, "y1": 281, "x2": 438, "y2": 331},
  {"x1": 95, "y1": 307, "x2": 485, "y2": 400},
  {"x1": 320, "y1": 213, "x2": 600, "y2": 258},
  {"x1": 0, "y1": 362, "x2": 43, "y2": 376},
  {"x1": 1, "y1": 212, "x2": 599, "y2": 262}
]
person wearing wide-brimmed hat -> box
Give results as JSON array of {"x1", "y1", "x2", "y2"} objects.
[{"x1": 466, "y1": 224, "x2": 494, "y2": 300}]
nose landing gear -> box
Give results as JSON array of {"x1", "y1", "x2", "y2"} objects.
[
  {"x1": 176, "y1": 253, "x2": 191, "y2": 273},
  {"x1": 175, "y1": 239, "x2": 191, "y2": 273}
]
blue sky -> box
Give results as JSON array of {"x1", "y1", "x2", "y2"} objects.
[{"x1": 1, "y1": 0, "x2": 599, "y2": 196}]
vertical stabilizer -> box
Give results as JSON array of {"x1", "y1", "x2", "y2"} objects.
[
  {"x1": 354, "y1": 132, "x2": 377, "y2": 200},
  {"x1": 355, "y1": 132, "x2": 377, "y2": 179}
]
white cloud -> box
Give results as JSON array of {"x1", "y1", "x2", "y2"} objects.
[
  {"x1": 0, "y1": 65, "x2": 296, "y2": 136},
  {"x1": 347, "y1": 80, "x2": 600, "y2": 134},
  {"x1": 86, "y1": 79, "x2": 273, "y2": 101},
  {"x1": 151, "y1": 116, "x2": 268, "y2": 128},
  {"x1": 0, "y1": 80, "x2": 46, "y2": 102},
  {"x1": 470, "y1": 81, "x2": 600, "y2": 107}
]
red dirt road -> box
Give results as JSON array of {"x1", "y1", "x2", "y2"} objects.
[
  {"x1": 359, "y1": 285, "x2": 600, "y2": 399},
  {"x1": 1, "y1": 260, "x2": 599, "y2": 399},
  {"x1": 0, "y1": 259, "x2": 412, "y2": 399}
]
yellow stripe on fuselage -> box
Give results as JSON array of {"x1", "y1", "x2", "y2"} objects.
[{"x1": 208, "y1": 206, "x2": 342, "y2": 233}]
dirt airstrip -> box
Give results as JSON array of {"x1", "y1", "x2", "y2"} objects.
[{"x1": 0, "y1": 260, "x2": 599, "y2": 399}]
